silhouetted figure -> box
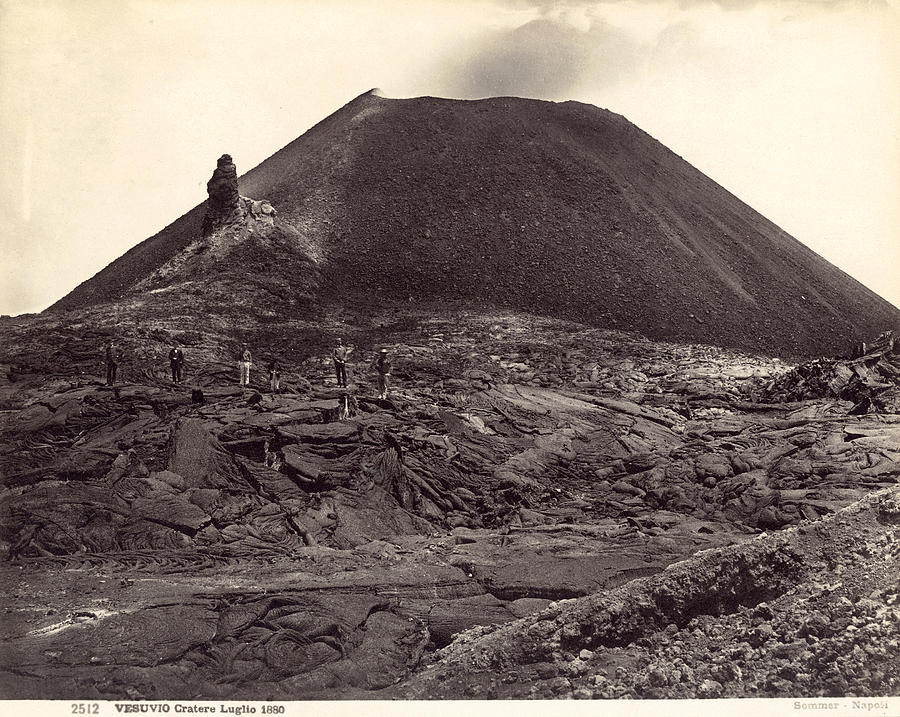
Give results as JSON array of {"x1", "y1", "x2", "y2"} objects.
[
  {"x1": 169, "y1": 344, "x2": 185, "y2": 383},
  {"x1": 239, "y1": 344, "x2": 252, "y2": 387},
  {"x1": 332, "y1": 338, "x2": 352, "y2": 388},
  {"x1": 372, "y1": 348, "x2": 392, "y2": 399},
  {"x1": 105, "y1": 341, "x2": 123, "y2": 386}
]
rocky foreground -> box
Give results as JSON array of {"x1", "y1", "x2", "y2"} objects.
[{"x1": 0, "y1": 310, "x2": 898, "y2": 699}]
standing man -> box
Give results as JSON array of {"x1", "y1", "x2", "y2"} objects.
[
  {"x1": 169, "y1": 344, "x2": 185, "y2": 384},
  {"x1": 332, "y1": 338, "x2": 352, "y2": 388},
  {"x1": 268, "y1": 359, "x2": 281, "y2": 393},
  {"x1": 239, "y1": 344, "x2": 252, "y2": 388},
  {"x1": 105, "y1": 340, "x2": 123, "y2": 386},
  {"x1": 372, "y1": 348, "x2": 392, "y2": 399}
]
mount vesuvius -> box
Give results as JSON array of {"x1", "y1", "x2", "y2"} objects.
[{"x1": 51, "y1": 90, "x2": 899, "y2": 357}]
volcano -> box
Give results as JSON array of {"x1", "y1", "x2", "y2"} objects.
[
  {"x1": 50, "y1": 90, "x2": 899, "y2": 358},
  {"x1": 3, "y1": 92, "x2": 900, "y2": 701}
]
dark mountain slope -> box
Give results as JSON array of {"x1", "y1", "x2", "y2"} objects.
[
  {"x1": 50, "y1": 91, "x2": 378, "y2": 314},
  {"x1": 51, "y1": 91, "x2": 899, "y2": 357}
]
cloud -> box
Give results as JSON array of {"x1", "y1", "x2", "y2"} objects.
[
  {"x1": 439, "y1": 19, "x2": 591, "y2": 98},
  {"x1": 482, "y1": 0, "x2": 890, "y2": 12},
  {"x1": 438, "y1": 16, "x2": 640, "y2": 99}
]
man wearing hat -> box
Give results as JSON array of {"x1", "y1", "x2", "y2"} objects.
[
  {"x1": 332, "y1": 338, "x2": 352, "y2": 388},
  {"x1": 169, "y1": 343, "x2": 185, "y2": 384},
  {"x1": 104, "y1": 340, "x2": 123, "y2": 386},
  {"x1": 372, "y1": 348, "x2": 392, "y2": 400}
]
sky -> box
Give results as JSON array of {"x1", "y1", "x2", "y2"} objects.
[{"x1": 1, "y1": 0, "x2": 898, "y2": 316}]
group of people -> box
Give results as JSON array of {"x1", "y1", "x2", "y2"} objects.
[
  {"x1": 237, "y1": 344, "x2": 281, "y2": 392},
  {"x1": 331, "y1": 338, "x2": 392, "y2": 399},
  {"x1": 238, "y1": 338, "x2": 392, "y2": 398},
  {"x1": 103, "y1": 340, "x2": 186, "y2": 387},
  {"x1": 101, "y1": 338, "x2": 393, "y2": 398},
  {"x1": 236, "y1": 339, "x2": 391, "y2": 397}
]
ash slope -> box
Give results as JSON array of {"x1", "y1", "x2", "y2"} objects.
[{"x1": 52, "y1": 91, "x2": 899, "y2": 357}]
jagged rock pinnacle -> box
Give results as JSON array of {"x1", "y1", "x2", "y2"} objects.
[
  {"x1": 201, "y1": 153, "x2": 245, "y2": 235},
  {"x1": 201, "y1": 154, "x2": 277, "y2": 236}
]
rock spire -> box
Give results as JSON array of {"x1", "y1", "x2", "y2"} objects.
[
  {"x1": 201, "y1": 153, "x2": 244, "y2": 235},
  {"x1": 200, "y1": 154, "x2": 276, "y2": 236}
]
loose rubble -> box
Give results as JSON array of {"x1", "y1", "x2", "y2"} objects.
[{"x1": 757, "y1": 331, "x2": 898, "y2": 413}]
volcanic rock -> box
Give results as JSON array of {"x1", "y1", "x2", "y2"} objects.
[
  {"x1": 201, "y1": 153, "x2": 244, "y2": 235},
  {"x1": 200, "y1": 154, "x2": 277, "y2": 238},
  {"x1": 3, "y1": 91, "x2": 900, "y2": 702},
  {"x1": 1, "y1": 308, "x2": 899, "y2": 700},
  {"x1": 50, "y1": 92, "x2": 900, "y2": 358},
  {"x1": 758, "y1": 330, "x2": 900, "y2": 412},
  {"x1": 168, "y1": 418, "x2": 251, "y2": 490}
]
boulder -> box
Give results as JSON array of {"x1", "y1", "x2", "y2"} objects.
[
  {"x1": 6, "y1": 404, "x2": 53, "y2": 434},
  {"x1": 168, "y1": 419, "x2": 251, "y2": 490},
  {"x1": 241, "y1": 413, "x2": 295, "y2": 428},
  {"x1": 278, "y1": 422, "x2": 359, "y2": 444},
  {"x1": 150, "y1": 470, "x2": 186, "y2": 491},
  {"x1": 282, "y1": 446, "x2": 333, "y2": 482},
  {"x1": 426, "y1": 596, "x2": 515, "y2": 647},
  {"x1": 132, "y1": 494, "x2": 211, "y2": 534},
  {"x1": 507, "y1": 597, "x2": 553, "y2": 618},
  {"x1": 694, "y1": 453, "x2": 733, "y2": 480}
]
